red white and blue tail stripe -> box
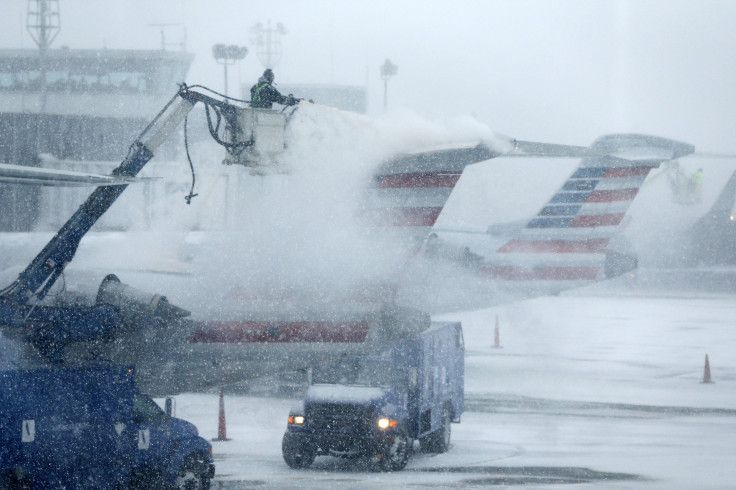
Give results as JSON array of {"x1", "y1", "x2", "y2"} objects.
[
  {"x1": 364, "y1": 143, "x2": 499, "y2": 250},
  {"x1": 485, "y1": 134, "x2": 695, "y2": 282}
]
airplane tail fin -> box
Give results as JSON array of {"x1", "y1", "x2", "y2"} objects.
[
  {"x1": 363, "y1": 142, "x2": 499, "y2": 251},
  {"x1": 487, "y1": 134, "x2": 695, "y2": 281},
  {"x1": 700, "y1": 170, "x2": 736, "y2": 223},
  {"x1": 687, "y1": 170, "x2": 736, "y2": 265}
]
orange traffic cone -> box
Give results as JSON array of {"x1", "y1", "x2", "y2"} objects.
[
  {"x1": 493, "y1": 314, "x2": 502, "y2": 348},
  {"x1": 702, "y1": 354, "x2": 714, "y2": 384},
  {"x1": 213, "y1": 387, "x2": 231, "y2": 441}
]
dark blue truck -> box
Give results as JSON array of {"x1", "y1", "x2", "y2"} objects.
[
  {"x1": 282, "y1": 321, "x2": 464, "y2": 471},
  {"x1": 0, "y1": 363, "x2": 214, "y2": 489}
]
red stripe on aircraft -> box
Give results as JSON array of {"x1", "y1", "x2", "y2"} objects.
[
  {"x1": 189, "y1": 321, "x2": 371, "y2": 343},
  {"x1": 603, "y1": 167, "x2": 651, "y2": 178},
  {"x1": 378, "y1": 172, "x2": 462, "y2": 189},
  {"x1": 365, "y1": 207, "x2": 443, "y2": 227},
  {"x1": 479, "y1": 265, "x2": 600, "y2": 280},
  {"x1": 497, "y1": 238, "x2": 610, "y2": 254},
  {"x1": 586, "y1": 188, "x2": 639, "y2": 203},
  {"x1": 570, "y1": 213, "x2": 625, "y2": 227}
]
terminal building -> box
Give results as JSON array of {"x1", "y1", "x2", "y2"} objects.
[{"x1": 0, "y1": 48, "x2": 193, "y2": 231}]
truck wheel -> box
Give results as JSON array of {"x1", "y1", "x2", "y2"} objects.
[
  {"x1": 421, "y1": 407, "x2": 451, "y2": 453},
  {"x1": 0, "y1": 469, "x2": 30, "y2": 490},
  {"x1": 378, "y1": 429, "x2": 412, "y2": 471},
  {"x1": 282, "y1": 433, "x2": 316, "y2": 469},
  {"x1": 174, "y1": 453, "x2": 211, "y2": 490}
]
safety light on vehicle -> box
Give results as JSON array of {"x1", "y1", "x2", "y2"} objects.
[
  {"x1": 377, "y1": 417, "x2": 397, "y2": 430},
  {"x1": 288, "y1": 415, "x2": 305, "y2": 425}
]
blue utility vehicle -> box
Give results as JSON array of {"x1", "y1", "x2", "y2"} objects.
[
  {"x1": 282, "y1": 321, "x2": 464, "y2": 471},
  {"x1": 0, "y1": 363, "x2": 214, "y2": 489}
]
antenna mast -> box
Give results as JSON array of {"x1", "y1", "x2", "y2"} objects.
[
  {"x1": 26, "y1": 0, "x2": 60, "y2": 111},
  {"x1": 148, "y1": 23, "x2": 187, "y2": 51}
]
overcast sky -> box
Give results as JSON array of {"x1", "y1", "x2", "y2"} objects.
[{"x1": 2, "y1": 0, "x2": 736, "y2": 152}]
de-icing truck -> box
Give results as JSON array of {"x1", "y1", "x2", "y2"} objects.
[
  {"x1": 0, "y1": 363, "x2": 214, "y2": 488},
  {"x1": 282, "y1": 321, "x2": 464, "y2": 471}
]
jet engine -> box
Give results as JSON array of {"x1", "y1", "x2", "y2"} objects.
[{"x1": 95, "y1": 274, "x2": 190, "y2": 324}]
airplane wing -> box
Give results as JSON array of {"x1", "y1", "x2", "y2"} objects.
[
  {"x1": 0, "y1": 163, "x2": 153, "y2": 187},
  {"x1": 507, "y1": 134, "x2": 694, "y2": 160}
]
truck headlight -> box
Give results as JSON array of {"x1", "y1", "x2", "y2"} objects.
[
  {"x1": 288, "y1": 415, "x2": 305, "y2": 425},
  {"x1": 377, "y1": 417, "x2": 397, "y2": 430}
]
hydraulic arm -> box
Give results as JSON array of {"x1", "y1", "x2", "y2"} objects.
[{"x1": 0, "y1": 86, "x2": 249, "y2": 356}]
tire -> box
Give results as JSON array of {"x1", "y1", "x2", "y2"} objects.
[
  {"x1": 0, "y1": 469, "x2": 30, "y2": 490},
  {"x1": 378, "y1": 429, "x2": 412, "y2": 472},
  {"x1": 174, "y1": 453, "x2": 211, "y2": 490},
  {"x1": 282, "y1": 433, "x2": 316, "y2": 469},
  {"x1": 420, "y1": 407, "x2": 451, "y2": 454}
]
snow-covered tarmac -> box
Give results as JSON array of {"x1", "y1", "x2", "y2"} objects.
[{"x1": 170, "y1": 270, "x2": 736, "y2": 489}]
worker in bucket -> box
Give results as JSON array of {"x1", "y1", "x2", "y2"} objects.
[
  {"x1": 689, "y1": 167, "x2": 704, "y2": 202},
  {"x1": 250, "y1": 69, "x2": 298, "y2": 109}
]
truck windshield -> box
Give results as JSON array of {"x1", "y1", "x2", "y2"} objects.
[
  {"x1": 312, "y1": 357, "x2": 395, "y2": 387},
  {"x1": 133, "y1": 394, "x2": 168, "y2": 424}
]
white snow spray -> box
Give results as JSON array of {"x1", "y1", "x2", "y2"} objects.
[{"x1": 171, "y1": 104, "x2": 502, "y2": 309}]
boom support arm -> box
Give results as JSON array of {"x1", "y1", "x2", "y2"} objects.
[
  {"x1": 3, "y1": 95, "x2": 195, "y2": 307},
  {"x1": 0, "y1": 87, "x2": 239, "y2": 340}
]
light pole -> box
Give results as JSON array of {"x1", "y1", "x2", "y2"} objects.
[
  {"x1": 212, "y1": 44, "x2": 248, "y2": 96},
  {"x1": 250, "y1": 21, "x2": 286, "y2": 71},
  {"x1": 380, "y1": 58, "x2": 398, "y2": 112}
]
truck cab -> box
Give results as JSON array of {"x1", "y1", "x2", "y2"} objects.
[
  {"x1": 0, "y1": 364, "x2": 214, "y2": 489},
  {"x1": 282, "y1": 321, "x2": 464, "y2": 471},
  {"x1": 129, "y1": 393, "x2": 215, "y2": 489}
]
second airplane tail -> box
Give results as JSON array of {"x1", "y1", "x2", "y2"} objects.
[{"x1": 485, "y1": 134, "x2": 695, "y2": 282}]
